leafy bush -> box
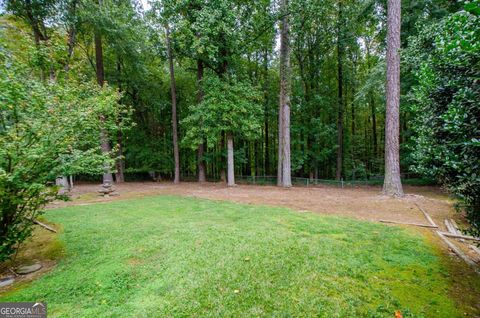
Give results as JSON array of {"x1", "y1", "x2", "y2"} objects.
[
  {"x1": 407, "y1": 3, "x2": 480, "y2": 236},
  {"x1": 0, "y1": 53, "x2": 126, "y2": 262}
]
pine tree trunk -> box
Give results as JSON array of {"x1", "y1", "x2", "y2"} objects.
[
  {"x1": 197, "y1": 59, "x2": 206, "y2": 182},
  {"x1": 279, "y1": 0, "x2": 292, "y2": 188},
  {"x1": 277, "y1": 103, "x2": 283, "y2": 186},
  {"x1": 227, "y1": 132, "x2": 235, "y2": 186},
  {"x1": 95, "y1": 29, "x2": 113, "y2": 185},
  {"x1": 265, "y1": 118, "x2": 269, "y2": 175},
  {"x1": 263, "y1": 50, "x2": 270, "y2": 176},
  {"x1": 383, "y1": 0, "x2": 404, "y2": 196},
  {"x1": 351, "y1": 59, "x2": 356, "y2": 138},
  {"x1": 166, "y1": 24, "x2": 180, "y2": 184},
  {"x1": 282, "y1": 97, "x2": 292, "y2": 187},
  {"x1": 336, "y1": 0, "x2": 344, "y2": 181}
]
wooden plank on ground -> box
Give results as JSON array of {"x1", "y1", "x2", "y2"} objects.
[
  {"x1": 470, "y1": 244, "x2": 480, "y2": 257},
  {"x1": 445, "y1": 219, "x2": 457, "y2": 234},
  {"x1": 436, "y1": 231, "x2": 477, "y2": 267},
  {"x1": 32, "y1": 219, "x2": 57, "y2": 233},
  {"x1": 449, "y1": 219, "x2": 462, "y2": 235},
  {"x1": 379, "y1": 220, "x2": 438, "y2": 228},
  {"x1": 414, "y1": 203, "x2": 437, "y2": 227},
  {"x1": 437, "y1": 231, "x2": 480, "y2": 242}
]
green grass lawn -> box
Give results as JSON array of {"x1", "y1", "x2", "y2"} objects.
[{"x1": 1, "y1": 196, "x2": 461, "y2": 317}]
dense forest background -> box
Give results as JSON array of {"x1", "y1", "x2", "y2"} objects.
[
  {"x1": 0, "y1": 0, "x2": 478, "y2": 238},
  {"x1": 0, "y1": 0, "x2": 462, "y2": 182}
]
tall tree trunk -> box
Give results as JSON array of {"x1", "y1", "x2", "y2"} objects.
[
  {"x1": 364, "y1": 117, "x2": 369, "y2": 173},
  {"x1": 95, "y1": 28, "x2": 114, "y2": 185},
  {"x1": 197, "y1": 59, "x2": 207, "y2": 182},
  {"x1": 219, "y1": 133, "x2": 226, "y2": 182},
  {"x1": 370, "y1": 93, "x2": 378, "y2": 157},
  {"x1": 166, "y1": 24, "x2": 180, "y2": 184},
  {"x1": 95, "y1": 32, "x2": 105, "y2": 87},
  {"x1": 255, "y1": 141, "x2": 260, "y2": 176},
  {"x1": 336, "y1": 0, "x2": 344, "y2": 181},
  {"x1": 351, "y1": 59, "x2": 356, "y2": 138},
  {"x1": 278, "y1": 0, "x2": 292, "y2": 187},
  {"x1": 227, "y1": 132, "x2": 235, "y2": 186},
  {"x1": 265, "y1": 116, "x2": 269, "y2": 175},
  {"x1": 249, "y1": 142, "x2": 255, "y2": 177},
  {"x1": 351, "y1": 96, "x2": 355, "y2": 137},
  {"x1": 277, "y1": 101, "x2": 283, "y2": 185},
  {"x1": 263, "y1": 50, "x2": 270, "y2": 176},
  {"x1": 383, "y1": 0, "x2": 404, "y2": 196}
]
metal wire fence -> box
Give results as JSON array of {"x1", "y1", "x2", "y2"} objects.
[
  {"x1": 180, "y1": 174, "x2": 435, "y2": 188},
  {"x1": 234, "y1": 175, "x2": 378, "y2": 187}
]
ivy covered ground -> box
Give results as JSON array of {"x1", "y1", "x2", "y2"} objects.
[{"x1": 1, "y1": 195, "x2": 476, "y2": 317}]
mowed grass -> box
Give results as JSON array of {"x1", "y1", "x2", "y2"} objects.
[{"x1": 1, "y1": 196, "x2": 460, "y2": 317}]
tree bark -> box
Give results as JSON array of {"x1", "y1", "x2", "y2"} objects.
[
  {"x1": 277, "y1": 99, "x2": 283, "y2": 185},
  {"x1": 278, "y1": 0, "x2": 292, "y2": 187},
  {"x1": 227, "y1": 132, "x2": 235, "y2": 186},
  {"x1": 336, "y1": 0, "x2": 344, "y2": 181},
  {"x1": 383, "y1": 0, "x2": 404, "y2": 196},
  {"x1": 263, "y1": 50, "x2": 270, "y2": 176},
  {"x1": 165, "y1": 23, "x2": 180, "y2": 184},
  {"x1": 197, "y1": 59, "x2": 206, "y2": 182},
  {"x1": 370, "y1": 93, "x2": 378, "y2": 157},
  {"x1": 95, "y1": 25, "x2": 113, "y2": 185},
  {"x1": 94, "y1": 32, "x2": 105, "y2": 87}
]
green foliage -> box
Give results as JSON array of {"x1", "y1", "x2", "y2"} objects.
[
  {"x1": 182, "y1": 76, "x2": 263, "y2": 149},
  {"x1": 1, "y1": 196, "x2": 468, "y2": 317},
  {"x1": 0, "y1": 40, "x2": 127, "y2": 261},
  {"x1": 407, "y1": 5, "x2": 480, "y2": 235}
]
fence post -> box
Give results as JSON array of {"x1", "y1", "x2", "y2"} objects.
[{"x1": 341, "y1": 178, "x2": 344, "y2": 189}]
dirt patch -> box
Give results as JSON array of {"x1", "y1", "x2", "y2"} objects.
[
  {"x1": 52, "y1": 181, "x2": 458, "y2": 229},
  {"x1": 127, "y1": 258, "x2": 145, "y2": 266}
]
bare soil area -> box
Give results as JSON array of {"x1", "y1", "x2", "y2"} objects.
[{"x1": 54, "y1": 181, "x2": 457, "y2": 229}]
